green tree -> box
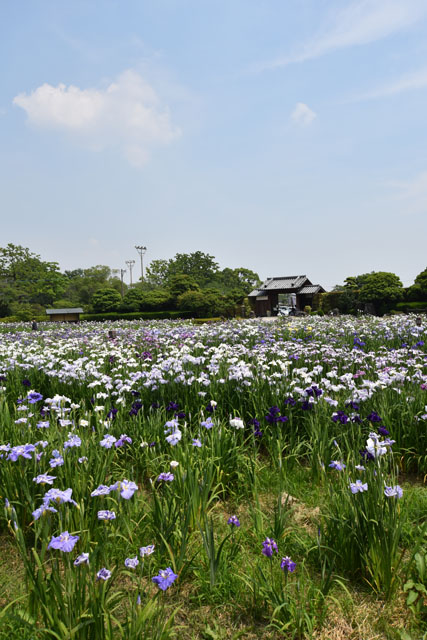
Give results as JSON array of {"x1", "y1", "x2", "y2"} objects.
[
  {"x1": 219, "y1": 267, "x2": 261, "y2": 294},
  {"x1": 145, "y1": 260, "x2": 170, "y2": 287},
  {"x1": 168, "y1": 274, "x2": 200, "y2": 300},
  {"x1": 0, "y1": 243, "x2": 66, "y2": 315},
  {"x1": 407, "y1": 267, "x2": 427, "y2": 301},
  {"x1": 177, "y1": 288, "x2": 235, "y2": 318},
  {"x1": 359, "y1": 272, "x2": 403, "y2": 314},
  {"x1": 147, "y1": 252, "x2": 219, "y2": 288},
  {"x1": 140, "y1": 289, "x2": 172, "y2": 311},
  {"x1": 121, "y1": 288, "x2": 145, "y2": 312},
  {"x1": 92, "y1": 288, "x2": 122, "y2": 313},
  {"x1": 343, "y1": 273, "x2": 371, "y2": 290},
  {"x1": 63, "y1": 265, "x2": 125, "y2": 305},
  {"x1": 168, "y1": 251, "x2": 219, "y2": 286}
]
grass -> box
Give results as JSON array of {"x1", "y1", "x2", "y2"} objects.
[
  {"x1": 1, "y1": 476, "x2": 425, "y2": 639},
  {"x1": 0, "y1": 316, "x2": 426, "y2": 638}
]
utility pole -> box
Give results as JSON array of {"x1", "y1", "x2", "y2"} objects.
[
  {"x1": 135, "y1": 245, "x2": 147, "y2": 283},
  {"x1": 120, "y1": 269, "x2": 126, "y2": 298},
  {"x1": 125, "y1": 260, "x2": 135, "y2": 286}
]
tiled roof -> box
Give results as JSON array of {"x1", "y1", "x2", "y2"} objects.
[
  {"x1": 46, "y1": 308, "x2": 84, "y2": 314},
  {"x1": 298, "y1": 285, "x2": 325, "y2": 295},
  {"x1": 248, "y1": 276, "x2": 326, "y2": 297},
  {"x1": 255, "y1": 275, "x2": 310, "y2": 291}
]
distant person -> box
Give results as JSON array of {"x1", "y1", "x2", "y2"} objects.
[
  {"x1": 416, "y1": 316, "x2": 422, "y2": 327},
  {"x1": 31, "y1": 320, "x2": 38, "y2": 331}
]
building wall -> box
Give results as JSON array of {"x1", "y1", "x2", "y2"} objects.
[{"x1": 49, "y1": 314, "x2": 80, "y2": 322}]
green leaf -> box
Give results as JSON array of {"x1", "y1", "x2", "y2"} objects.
[{"x1": 406, "y1": 590, "x2": 419, "y2": 605}]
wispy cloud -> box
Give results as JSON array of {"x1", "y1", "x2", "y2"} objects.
[
  {"x1": 13, "y1": 70, "x2": 181, "y2": 167},
  {"x1": 290, "y1": 102, "x2": 317, "y2": 126},
  {"x1": 256, "y1": 0, "x2": 427, "y2": 71},
  {"x1": 349, "y1": 67, "x2": 427, "y2": 101}
]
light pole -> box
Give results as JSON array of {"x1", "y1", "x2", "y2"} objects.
[
  {"x1": 120, "y1": 269, "x2": 126, "y2": 298},
  {"x1": 135, "y1": 245, "x2": 147, "y2": 283},
  {"x1": 125, "y1": 260, "x2": 135, "y2": 286}
]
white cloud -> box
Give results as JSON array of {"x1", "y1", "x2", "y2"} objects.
[
  {"x1": 350, "y1": 67, "x2": 427, "y2": 101},
  {"x1": 13, "y1": 70, "x2": 181, "y2": 166},
  {"x1": 290, "y1": 102, "x2": 317, "y2": 126},
  {"x1": 257, "y1": 0, "x2": 427, "y2": 70}
]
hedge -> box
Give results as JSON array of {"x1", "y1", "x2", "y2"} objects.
[
  {"x1": 191, "y1": 318, "x2": 222, "y2": 325},
  {"x1": 395, "y1": 301, "x2": 427, "y2": 311},
  {"x1": 80, "y1": 310, "x2": 194, "y2": 322}
]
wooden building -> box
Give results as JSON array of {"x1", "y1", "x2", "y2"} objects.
[
  {"x1": 248, "y1": 276, "x2": 325, "y2": 317},
  {"x1": 45, "y1": 308, "x2": 84, "y2": 323}
]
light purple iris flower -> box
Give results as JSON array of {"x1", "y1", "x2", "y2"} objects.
[{"x1": 48, "y1": 531, "x2": 79, "y2": 552}]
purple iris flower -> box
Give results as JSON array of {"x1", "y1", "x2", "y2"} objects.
[
  {"x1": 44, "y1": 488, "x2": 77, "y2": 506},
  {"x1": 332, "y1": 411, "x2": 349, "y2": 424},
  {"x1": 265, "y1": 406, "x2": 288, "y2": 424},
  {"x1": 367, "y1": 411, "x2": 382, "y2": 423},
  {"x1": 64, "y1": 434, "x2": 81, "y2": 449},
  {"x1": 49, "y1": 450, "x2": 64, "y2": 467},
  {"x1": 27, "y1": 392, "x2": 43, "y2": 404},
  {"x1": 74, "y1": 552, "x2": 89, "y2": 566},
  {"x1": 201, "y1": 417, "x2": 213, "y2": 429},
  {"x1": 33, "y1": 473, "x2": 56, "y2": 485},
  {"x1": 152, "y1": 567, "x2": 178, "y2": 591},
  {"x1": 116, "y1": 479, "x2": 138, "y2": 499},
  {"x1": 98, "y1": 510, "x2": 116, "y2": 521},
  {"x1": 284, "y1": 397, "x2": 296, "y2": 407},
  {"x1": 346, "y1": 401, "x2": 360, "y2": 411},
  {"x1": 8, "y1": 443, "x2": 36, "y2": 461},
  {"x1": 139, "y1": 544, "x2": 155, "y2": 557},
  {"x1": 48, "y1": 531, "x2": 79, "y2": 552},
  {"x1": 227, "y1": 515, "x2": 240, "y2": 527},
  {"x1": 91, "y1": 484, "x2": 111, "y2": 497},
  {"x1": 301, "y1": 401, "x2": 313, "y2": 411},
  {"x1": 115, "y1": 434, "x2": 132, "y2": 448},
  {"x1": 32, "y1": 504, "x2": 58, "y2": 520},
  {"x1": 384, "y1": 485, "x2": 403, "y2": 498},
  {"x1": 281, "y1": 556, "x2": 296, "y2": 573},
  {"x1": 378, "y1": 426, "x2": 390, "y2": 436},
  {"x1": 97, "y1": 568, "x2": 111, "y2": 581},
  {"x1": 36, "y1": 421, "x2": 50, "y2": 429},
  {"x1": 125, "y1": 556, "x2": 139, "y2": 569},
  {"x1": 100, "y1": 435, "x2": 117, "y2": 449},
  {"x1": 157, "y1": 472, "x2": 174, "y2": 482},
  {"x1": 329, "y1": 460, "x2": 346, "y2": 471},
  {"x1": 262, "y1": 538, "x2": 278, "y2": 557},
  {"x1": 192, "y1": 438, "x2": 202, "y2": 447},
  {"x1": 349, "y1": 480, "x2": 368, "y2": 494}
]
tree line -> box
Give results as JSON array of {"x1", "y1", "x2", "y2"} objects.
[
  {"x1": 319, "y1": 270, "x2": 427, "y2": 315},
  {"x1": 1, "y1": 243, "x2": 426, "y2": 320},
  {"x1": 0, "y1": 244, "x2": 261, "y2": 320}
]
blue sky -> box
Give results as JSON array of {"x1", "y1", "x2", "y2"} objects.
[{"x1": 1, "y1": 0, "x2": 427, "y2": 289}]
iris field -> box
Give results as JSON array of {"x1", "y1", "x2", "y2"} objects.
[{"x1": 0, "y1": 315, "x2": 426, "y2": 639}]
